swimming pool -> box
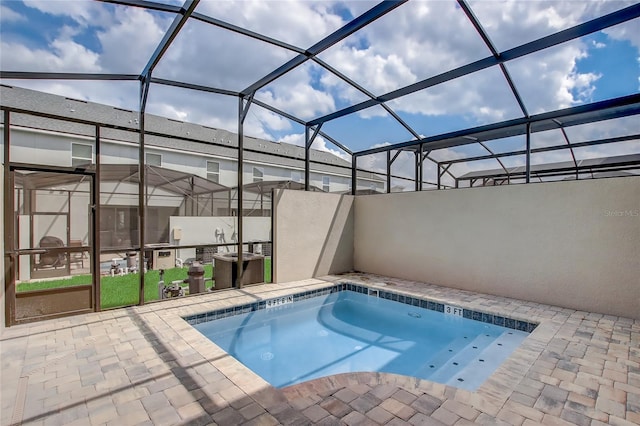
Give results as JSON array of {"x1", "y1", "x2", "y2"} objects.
[{"x1": 187, "y1": 284, "x2": 535, "y2": 390}]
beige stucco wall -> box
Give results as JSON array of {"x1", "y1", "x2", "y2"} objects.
[
  {"x1": 273, "y1": 190, "x2": 354, "y2": 283},
  {"x1": 354, "y1": 177, "x2": 640, "y2": 320}
]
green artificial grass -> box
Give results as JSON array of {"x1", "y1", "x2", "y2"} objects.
[{"x1": 17, "y1": 258, "x2": 272, "y2": 310}]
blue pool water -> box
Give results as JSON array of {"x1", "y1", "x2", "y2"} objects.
[{"x1": 193, "y1": 291, "x2": 528, "y2": 390}]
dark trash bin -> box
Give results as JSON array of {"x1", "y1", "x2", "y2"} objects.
[{"x1": 212, "y1": 252, "x2": 264, "y2": 289}]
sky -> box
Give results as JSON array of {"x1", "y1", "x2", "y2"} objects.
[{"x1": 1, "y1": 0, "x2": 639, "y2": 187}]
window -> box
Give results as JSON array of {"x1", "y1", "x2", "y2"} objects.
[
  {"x1": 291, "y1": 171, "x2": 302, "y2": 183},
  {"x1": 253, "y1": 167, "x2": 264, "y2": 183},
  {"x1": 146, "y1": 152, "x2": 162, "y2": 166},
  {"x1": 207, "y1": 161, "x2": 220, "y2": 183},
  {"x1": 322, "y1": 176, "x2": 330, "y2": 192},
  {"x1": 71, "y1": 143, "x2": 93, "y2": 167}
]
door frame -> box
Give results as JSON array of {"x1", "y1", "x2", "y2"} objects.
[{"x1": 5, "y1": 163, "x2": 98, "y2": 326}]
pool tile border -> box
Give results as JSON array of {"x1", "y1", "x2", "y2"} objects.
[{"x1": 183, "y1": 282, "x2": 538, "y2": 333}]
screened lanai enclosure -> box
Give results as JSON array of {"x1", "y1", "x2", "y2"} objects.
[{"x1": 1, "y1": 0, "x2": 639, "y2": 326}]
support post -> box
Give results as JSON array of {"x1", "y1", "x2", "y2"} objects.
[
  {"x1": 525, "y1": 122, "x2": 531, "y2": 183},
  {"x1": 437, "y1": 163, "x2": 441, "y2": 190},
  {"x1": 351, "y1": 155, "x2": 357, "y2": 195},
  {"x1": 418, "y1": 144, "x2": 424, "y2": 191},
  {"x1": 138, "y1": 79, "x2": 150, "y2": 305},
  {"x1": 386, "y1": 150, "x2": 391, "y2": 193},
  {"x1": 4, "y1": 110, "x2": 15, "y2": 326},
  {"x1": 236, "y1": 96, "x2": 246, "y2": 288},
  {"x1": 414, "y1": 151, "x2": 419, "y2": 192},
  {"x1": 304, "y1": 125, "x2": 310, "y2": 191},
  {"x1": 93, "y1": 125, "x2": 101, "y2": 311}
]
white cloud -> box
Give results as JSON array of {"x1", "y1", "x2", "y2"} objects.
[
  {"x1": 96, "y1": 7, "x2": 170, "y2": 73},
  {"x1": 1, "y1": 37, "x2": 101, "y2": 73},
  {"x1": 2, "y1": 0, "x2": 638, "y2": 180},
  {"x1": 259, "y1": 82, "x2": 336, "y2": 120},
  {"x1": 0, "y1": 5, "x2": 26, "y2": 22},
  {"x1": 23, "y1": 0, "x2": 106, "y2": 27},
  {"x1": 277, "y1": 132, "x2": 350, "y2": 162},
  {"x1": 195, "y1": 0, "x2": 345, "y2": 48}
]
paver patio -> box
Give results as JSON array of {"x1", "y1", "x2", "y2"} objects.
[{"x1": 1, "y1": 273, "x2": 638, "y2": 425}]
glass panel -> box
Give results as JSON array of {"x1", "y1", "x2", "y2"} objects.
[
  {"x1": 322, "y1": 176, "x2": 330, "y2": 192},
  {"x1": 145, "y1": 152, "x2": 162, "y2": 167},
  {"x1": 253, "y1": 167, "x2": 264, "y2": 182},
  {"x1": 207, "y1": 161, "x2": 220, "y2": 183},
  {"x1": 72, "y1": 142, "x2": 93, "y2": 167}
]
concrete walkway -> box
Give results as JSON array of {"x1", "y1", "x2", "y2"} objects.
[{"x1": 1, "y1": 273, "x2": 638, "y2": 425}]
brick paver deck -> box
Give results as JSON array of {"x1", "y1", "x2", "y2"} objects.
[{"x1": 1, "y1": 273, "x2": 638, "y2": 425}]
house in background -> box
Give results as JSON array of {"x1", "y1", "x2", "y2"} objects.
[{"x1": 2, "y1": 85, "x2": 385, "y2": 279}]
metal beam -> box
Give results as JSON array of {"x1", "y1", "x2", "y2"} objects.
[
  {"x1": 249, "y1": 98, "x2": 352, "y2": 155},
  {"x1": 309, "y1": 3, "x2": 640, "y2": 126},
  {"x1": 306, "y1": 124, "x2": 322, "y2": 149},
  {"x1": 150, "y1": 77, "x2": 239, "y2": 97},
  {"x1": 141, "y1": 0, "x2": 200, "y2": 77},
  {"x1": 0, "y1": 71, "x2": 139, "y2": 81},
  {"x1": 239, "y1": 93, "x2": 254, "y2": 125},
  {"x1": 93, "y1": 125, "x2": 101, "y2": 311},
  {"x1": 458, "y1": 158, "x2": 640, "y2": 182},
  {"x1": 351, "y1": 155, "x2": 357, "y2": 195},
  {"x1": 4, "y1": 110, "x2": 15, "y2": 325},
  {"x1": 440, "y1": 134, "x2": 640, "y2": 164},
  {"x1": 386, "y1": 150, "x2": 391, "y2": 193},
  {"x1": 192, "y1": 12, "x2": 305, "y2": 55},
  {"x1": 554, "y1": 119, "x2": 579, "y2": 180},
  {"x1": 236, "y1": 96, "x2": 245, "y2": 288},
  {"x1": 96, "y1": 0, "x2": 181, "y2": 13},
  {"x1": 312, "y1": 57, "x2": 420, "y2": 140},
  {"x1": 305, "y1": 126, "x2": 311, "y2": 191},
  {"x1": 525, "y1": 122, "x2": 531, "y2": 183},
  {"x1": 457, "y1": 0, "x2": 529, "y2": 117},
  {"x1": 137, "y1": 78, "x2": 150, "y2": 305},
  {"x1": 355, "y1": 93, "x2": 640, "y2": 157},
  {"x1": 241, "y1": 0, "x2": 407, "y2": 96}
]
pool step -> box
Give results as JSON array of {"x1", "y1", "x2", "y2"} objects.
[
  {"x1": 422, "y1": 334, "x2": 497, "y2": 384},
  {"x1": 414, "y1": 333, "x2": 493, "y2": 379},
  {"x1": 443, "y1": 330, "x2": 525, "y2": 389}
]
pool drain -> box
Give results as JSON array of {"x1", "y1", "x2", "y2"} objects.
[{"x1": 261, "y1": 352, "x2": 274, "y2": 361}]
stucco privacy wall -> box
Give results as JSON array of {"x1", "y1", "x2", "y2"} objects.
[
  {"x1": 354, "y1": 177, "x2": 640, "y2": 320},
  {"x1": 273, "y1": 189, "x2": 354, "y2": 283}
]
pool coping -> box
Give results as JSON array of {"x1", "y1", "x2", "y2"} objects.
[
  {"x1": 2, "y1": 273, "x2": 637, "y2": 425},
  {"x1": 171, "y1": 274, "x2": 558, "y2": 415},
  {"x1": 183, "y1": 282, "x2": 539, "y2": 334}
]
